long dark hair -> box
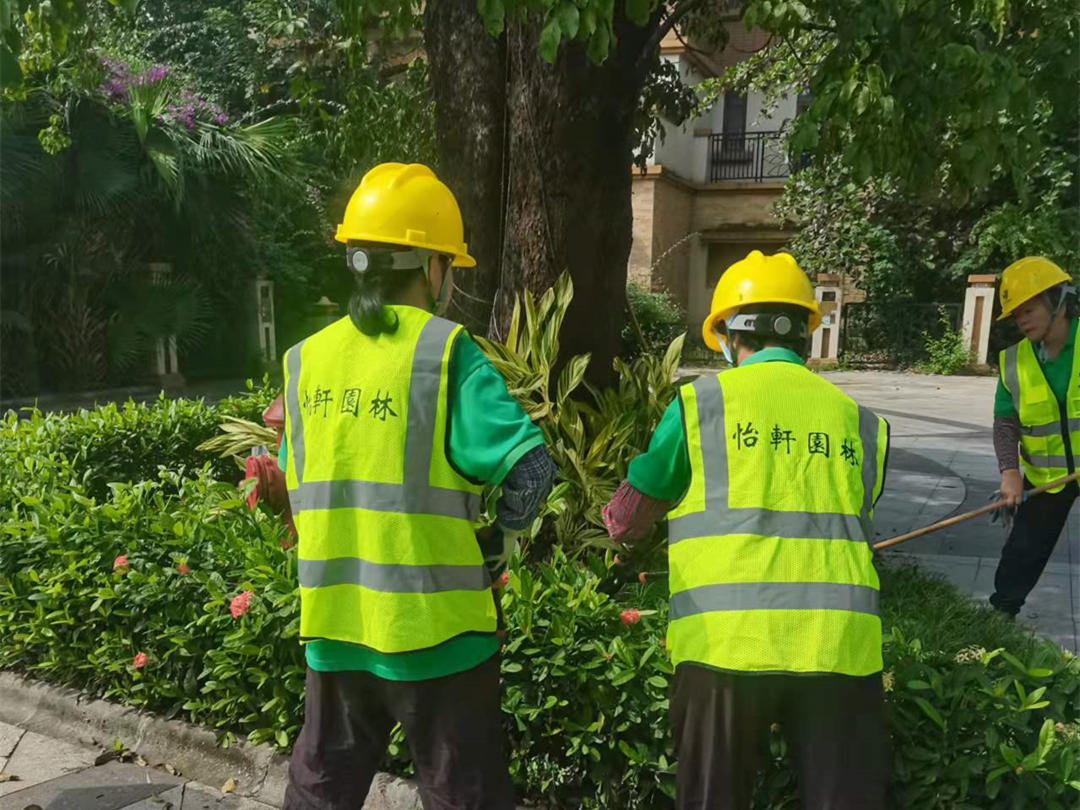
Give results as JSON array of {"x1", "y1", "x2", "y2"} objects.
[
  {"x1": 348, "y1": 268, "x2": 420, "y2": 336},
  {"x1": 346, "y1": 243, "x2": 425, "y2": 336}
]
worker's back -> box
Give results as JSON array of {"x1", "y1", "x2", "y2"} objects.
[
  {"x1": 282, "y1": 309, "x2": 495, "y2": 654},
  {"x1": 666, "y1": 360, "x2": 888, "y2": 676}
]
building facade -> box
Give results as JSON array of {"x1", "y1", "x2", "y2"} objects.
[{"x1": 630, "y1": 23, "x2": 815, "y2": 332}]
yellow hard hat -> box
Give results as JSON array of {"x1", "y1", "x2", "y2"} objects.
[
  {"x1": 701, "y1": 250, "x2": 821, "y2": 351},
  {"x1": 997, "y1": 256, "x2": 1071, "y2": 320},
  {"x1": 335, "y1": 163, "x2": 477, "y2": 268}
]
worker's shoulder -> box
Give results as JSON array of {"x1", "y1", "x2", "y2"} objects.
[{"x1": 283, "y1": 316, "x2": 355, "y2": 357}]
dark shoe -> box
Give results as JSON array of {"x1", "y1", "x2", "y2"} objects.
[{"x1": 989, "y1": 594, "x2": 1018, "y2": 621}]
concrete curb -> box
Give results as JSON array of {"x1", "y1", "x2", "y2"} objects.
[{"x1": 0, "y1": 671, "x2": 425, "y2": 809}]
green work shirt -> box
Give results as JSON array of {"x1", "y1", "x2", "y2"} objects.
[
  {"x1": 628, "y1": 347, "x2": 805, "y2": 501},
  {"x1": 278, "y1": 319, "x2": 543, "y2": 680},
  {"x1": 994, "y1": 318, "x2": 1079, "y2": 418}
]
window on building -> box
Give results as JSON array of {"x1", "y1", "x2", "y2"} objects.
[
  {"x1": 796, "y1": 91, "x2": 812, "y2": 117},
  {"x1": 720, "y1": 92, "x2": 748, "y2": 163},
  {"x1": 722, "y1": 91, "x2": 747, "y2": 135}
]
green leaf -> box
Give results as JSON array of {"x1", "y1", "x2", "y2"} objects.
[
  {"x1": 557, "y1": 4, "x2": 580, "y2": 39},
  {"x1": 539, "y1": 18, "x2": 562, "y2": 64},
  {"x1": 911, "y1": 696, "x2": 945, "y2": 730},
  {"x1": 586, "y1": 25, "x2": 610, "y2": 64},
  {"x1": 107, "y1": 0, "x2": 141, "y2": 15},
  {"x1": 0, "y1": 44, "x2": 21, "y2": 89},
  {"x1": 477, "y1": 0, "x2": 506, "y2": 36},
  {"x1": 556, "y1": 355, "x2": 591, "y2": 405},
  {"x1": 625, "y1": 0, "x2": 651, "y2": 26},
  {"x1": 275, "y1": 729, "x2": 289, "y2": 748}
]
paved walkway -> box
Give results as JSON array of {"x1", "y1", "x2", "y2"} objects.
[
  {"x1": 0, "y1": 722, "x2": 272, "y2": 810},
  {"x1": 826, "y1": 371, "x2": 1079, "y2": 653}
]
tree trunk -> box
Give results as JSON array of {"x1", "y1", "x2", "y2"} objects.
[
  {"x1": 425, "y1": 6, "x2": 657, "y2": 385},
  {"x1": 423, "y1": 0, "x2": 506, "y2": 335},
  {"x1": 498, "y1": 14, "x2": 656, "y2": 385}
]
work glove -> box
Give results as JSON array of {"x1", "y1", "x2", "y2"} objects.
[
  {"x1": 244, "y1": 450, "x2": 296, "y2": 540},
  {"x1": 988, "y1": 490, "x2": 1019, "y2": 534},
  {"x1": 476, "y1": 525, "x2": 521, "y2": 585}
]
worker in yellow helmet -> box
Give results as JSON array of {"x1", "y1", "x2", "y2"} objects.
[
  {"x1": 603, "y1": 250, "x2": 890, "y2": 810},
  {"x1": 279, "y1": 163, "x2": 554, "y2": 810},
  {"x1": 990, "y1": 256, "x2": 1077, "y2": 619}
]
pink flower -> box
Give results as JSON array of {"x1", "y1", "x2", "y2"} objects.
[
  {"x1": 230, "y1": 590, "x2": 254, "y2": 619},
  {"x1": 177, "y1": 562, "x2": 190, "y2": 576},
  {"x1": 133, "y1": 652, "x2": 148, "y2": 669},
  {"x1": 494, "y1": 571, "x2": 510, "y2": 589},
  {"x1": 620, "y1": 609, "x2": 642, "y2": 626},
  {"x1": 113, "y1": 555, "x2": 129, "y2": 573}
]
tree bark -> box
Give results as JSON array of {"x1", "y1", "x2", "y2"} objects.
[
  {"x1": 425, "y1": 5, "x2": 658, "y2": 385},
  {"x1": 496, "y1": 12, "x2": 657, "y2": 386},
  {"x1": 423, "y1": 0, "x2": 507, "y2": 336}
]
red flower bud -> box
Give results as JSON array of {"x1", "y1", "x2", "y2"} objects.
[{"x1": 620, "y1": 609, "x2": 642, "y2": 626}]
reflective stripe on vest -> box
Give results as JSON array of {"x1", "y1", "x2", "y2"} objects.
[
  {"x1": 666, "y1": 366, "x2": 886, "y2": 676},
  {"x1": 668, "y1": 376, "x2": 883, "y2": 546},
  {"x1": 283, "y1": 311, "x2": 493, "y2": 654},
  {"x1": 999, "y1": 335, "x2": 1080, "y2": 492},
  {"x1": 286, "y1": 317, "x2": 483, "y2": 522}
]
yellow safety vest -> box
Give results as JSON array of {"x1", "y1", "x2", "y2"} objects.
[
  {"x1": 666, "y1": 362, "x2": 889, "y2": 676},
  {"x1": 999, "y1": 338, "x2": 1080, "y2": 491},
  {"x1": 282, "y1": 308, "x2": 494, "y2": 653}
]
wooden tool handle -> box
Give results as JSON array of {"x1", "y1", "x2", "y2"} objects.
[{"x1": 872, "y1": 469, "x2": 1080, "y2": 552}]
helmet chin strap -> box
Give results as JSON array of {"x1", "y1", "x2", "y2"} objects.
[
  {"x1": 426, "y1": 258, "x2": 453, "y2": 314},
  {"x1": 714, "y1": 327, "x2": 735, "y2": 366},
  {"x1": 1036, "y1": 285, "x2": 1073, "y2": 362}
]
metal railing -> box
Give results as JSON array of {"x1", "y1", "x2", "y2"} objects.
[{"x1": 707, "y1": 130, "x2": 790, "y2": 183}]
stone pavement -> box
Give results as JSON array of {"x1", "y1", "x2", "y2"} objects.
[
  {"x1": 825, "y1": 370, "x2": 1080, "y2": 654},
  {"x1": 0, "y1": 721, "x2": 272, "y2": 810}
]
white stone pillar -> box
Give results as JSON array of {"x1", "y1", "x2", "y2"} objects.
[
  {"x1": 962, "y1": 274, "x2": 996, "y2": 367},
  {"x1": 254, "y1": 277, "x2": 277, "y2": 365},
  {"x1": 811, "y1": 273, "x2": 843, "y2": 362},
  {"x1": 149, "y1": 262, "x2": 185, "y2": 388}
]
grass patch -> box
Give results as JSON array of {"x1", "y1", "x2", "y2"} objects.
[{"x1": 879, "y1": 556, "x2": 1044, "y2": 657}]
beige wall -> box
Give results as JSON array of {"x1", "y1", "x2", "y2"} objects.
[
  {"x1": 629, "y1": 177, "x2": 656, "y2": 289},
  {"x1": 692, "y1": 181, "x2": 786, "y2": 231},
  {"x1": 651, "y1": 178, "x2": 695, "y2": 305},
  {"x1": 631, "y1": 172, "x2": 816, "y2": 321}
]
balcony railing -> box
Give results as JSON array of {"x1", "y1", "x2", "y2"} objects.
[{"x1": 708, "y1": 130, "x2": 790, "y2": 183}]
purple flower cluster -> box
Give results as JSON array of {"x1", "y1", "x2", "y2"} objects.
[
  {"x1": 98, "y1": 57, "x2": 171, "y2": 100},
  {"x1": 164, "y1": 90, "x2": 229, "y2": 130},
  {"x1": 97, "y1": 54, "x2": 229, "y2": 129}
]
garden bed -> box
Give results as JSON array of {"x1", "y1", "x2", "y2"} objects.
[{"x1": 1, "y1": 392, "x2": 1078, "y2": 808}]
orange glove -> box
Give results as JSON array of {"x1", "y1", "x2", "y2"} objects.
[{"x1": 244, "y1": 454, "x2": 296, "y2": 539}]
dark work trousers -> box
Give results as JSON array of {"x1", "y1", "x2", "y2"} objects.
[
  {"x1": 991, "y1": 482, "x2": 1078, "y2": 616},
  {"x1": 670, "y1": 664, "x2": 888, "y2": 810},
  {"x1": 283, "y1": 655, "x2": 515, "y2": 810}
]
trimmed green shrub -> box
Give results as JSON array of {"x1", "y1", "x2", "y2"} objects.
[
  {"x1": 0, "y1": 379, "x2": 278, "y2": 500},
  {"x1": 1, "y1": 460, "x2": 1077, "y2": 810},
  {"x1": 918, "y1": 309, "x2": 973, "y2": 375},
  {"x1": 623, "y1": 283, "x2": 686, "y2": 358}
]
